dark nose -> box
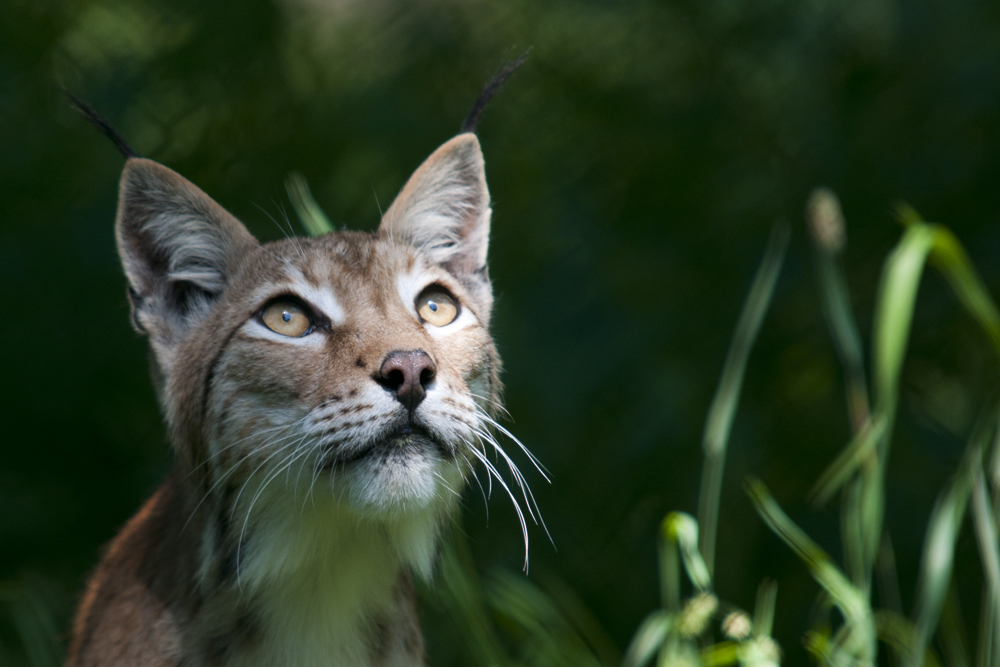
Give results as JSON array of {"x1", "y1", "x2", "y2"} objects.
[{"x1": 377, "y1": 350, "x2": 436, "y2": 412}]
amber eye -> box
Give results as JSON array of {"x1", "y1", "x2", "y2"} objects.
[
  {"x1": 261, "y1": 301, "x2": 312, "y2": 337},
  {"x1": 416, "y1": 287, "x2": 459, "y2": 327}
]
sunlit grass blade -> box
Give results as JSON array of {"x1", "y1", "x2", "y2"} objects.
[
  {"x1": 863, "y1": 213, "x2": 1000, "y2": 591},
  {"x1": 659, "y1": 514, "x2": 681, "y2": 614},
  {"x1": 841, "y1": 474, "x2": 870, "y2": 593},
  {"x1": 753, "y1": 579, "x2": 778, "y2": 639},
  {"x1": 876, "y1": 210, "x2": 1000, "y2": 425},
  {"x1": 876, "y1": 534, "x2": 904, "y2": 616},
  {"x1": 871, "y1": 221, "x2": 937, "y2": 432},
  {"x1": 622, "y1": 611, "x2": 673, "y2": 667},
  {"x1": 909, "y1": 444, "x2": 980, "y2": 667},
  {"x1": 702, "y1": 640, "x2": 740, "y2": 666},
  {"x1": 286, "y1": 171, "x2": 335, "y2": 237},
  {"x1": 971, "y1": 469, "x2": 1000, "y2": 667},
  {"x1": 746, "y1": 477, "x2": 875, "y2": 664},
  {"x1": 810, "y1": 416, "x2": 886, "y2": 506},
  {"x1": 698, "y1": 223, "x2": 789, "y2": 576},
  {"x1": 897, "y1": 205, "x2": 1000, "y2": 355},
  {"x1": 663, "y1": 513, "x2": 712, "y2": 593}
]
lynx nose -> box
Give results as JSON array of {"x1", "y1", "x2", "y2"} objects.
[{"x1": 377, "y1": 350, "x2": 436, "y2": 412}]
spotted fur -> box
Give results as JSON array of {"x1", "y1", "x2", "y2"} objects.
[{"x1": 68, "y1": 134, "x2": 530, "y2": 666}]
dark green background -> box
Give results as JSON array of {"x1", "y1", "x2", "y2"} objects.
[{"x1": 3, "y1": 0, "x2": 1000, "y2": 662}]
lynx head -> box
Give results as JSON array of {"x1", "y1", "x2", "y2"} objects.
[{"x1": 114, "y1": 134, "x2": 537, "y2": 572}]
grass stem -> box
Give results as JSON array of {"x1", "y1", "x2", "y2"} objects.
[{"x1": 698, "y1": 223, "x2": 789, "y2": 576}]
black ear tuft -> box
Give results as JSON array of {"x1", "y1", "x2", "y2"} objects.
[
  {"x1": 460, "y1": 49, "x2": 531, "y2": 134},
  {"x1": 62, "y1": 88, "x2": 138, "y2": 159}
]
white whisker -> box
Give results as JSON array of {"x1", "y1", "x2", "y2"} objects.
[
  {"x1": 475, "y1": 406, "x2": 550, "y2": 480},
  {"x1": 460, "y1": 452, "x2": 490, "y2": 520},
  {"x1": 183, "y1": 423, "x2": 309, "y2": 530},
  {"x1": 469, "y1": 391, "x2": 512, "y2": 419},
  {"x1": 465, "y1": 443, "x2": 531, "y2": 571}
]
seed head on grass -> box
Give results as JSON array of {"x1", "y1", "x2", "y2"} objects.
[
  {"x1": 678, "y1": 592, "x2": 719, "y2": 637},
  {"x1": 807, "y1": 188, "x2": 846, "y2": 255},
  {"x1": 723, "y1": 611, "x2": 753, "y2": 640}
]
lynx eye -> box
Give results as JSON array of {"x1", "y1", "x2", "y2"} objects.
[
  {"x1": 261, "y1": 301, "x2": 312, "y2": 337},
  {"x1": 416, "y1": 287, "x2": 459, "y2": 327}
]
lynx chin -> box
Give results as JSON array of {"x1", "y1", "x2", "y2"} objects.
[{"x1": 67, "y1": 104, "x2": 544, "y2": 665}]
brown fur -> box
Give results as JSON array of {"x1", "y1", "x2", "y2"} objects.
[{"x1": 68, "y1": 134, "x2": 517, "y2": 666}]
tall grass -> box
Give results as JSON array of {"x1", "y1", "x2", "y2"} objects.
[{"x1": 617, "y1": 192, "x2": 1000, "y2": 667}]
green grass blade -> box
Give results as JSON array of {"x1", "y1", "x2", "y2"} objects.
[
  {"x1": 622, "y1": 611, "x2": 673, "y2": 667},
  {"x1": 698, "y1": 223, "x2": 789, "y2": 576},
  {"x1": 921, "y1": 242, "x2": 1000, "y2": 358},
  {"x1": 286, "y1": 172, "x2": 335, "y2": 237},
  {"x1": 702, "y1": 640, "x2": 740, "y2": 666},
  {"x1": 746, "y1": 477, "x2": 875, "y2": 663},
  {"x1": 872, "y1": 221, "x2": 937, "y2": 423},
  {"x1": 842, "y1": 474, "x2": 871, "y2": 593},
  {"x1": 746, "y1": 479, "x2": 868, "y2": 618},
  {"x1": 810, "y1": 417, "x2": 886, "y2": 506},
  {"x1": 910, "y1": 446, "x2": 979, "y2": 667},
  {"x1": 864, "y1": 214, "x2": 1000, "y2": 595},
  {"x1": 660, "y1": 514, "x2": 681, "y2": 613},
  {"x1": 663, "y1": 513, "x2": 712, "y2": 593},
  {"x1": 972, "y1": 469, "x2": 1000, "y2": 665},
  {"x1": 753, "y1": 579, "x2": 778, "y2": 639},
  {"x1": 876, "y1": 533, "x2": 904, "y2": 616},
  {"x1": 883, "y1": 206, "x2": 1000, "y2": 412}
]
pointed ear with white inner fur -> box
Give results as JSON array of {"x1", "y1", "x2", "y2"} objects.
[
  {"x1": 115, "y1": 158, "x2": 259, "y2": 368},
  {"x1": 379, "y1": 133, "x2": 493, "y2": 314}
]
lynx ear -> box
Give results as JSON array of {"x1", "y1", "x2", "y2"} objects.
[
  {"x1": 115, "y1": 158, "x2": 258, "y2": 351},
  {"x1": 380, "y1": 133, "x2": 492, "y2": 299}
]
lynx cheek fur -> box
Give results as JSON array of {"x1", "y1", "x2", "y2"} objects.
[{"x1": 67, "y1": 132, "x2": 508, "y2": 666}]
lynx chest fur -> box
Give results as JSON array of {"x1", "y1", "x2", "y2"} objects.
[{"x1": 67, "y1": 131, "x2": 511, "y2": 667}]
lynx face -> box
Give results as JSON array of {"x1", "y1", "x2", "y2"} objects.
[
  {"x1": 115, "y1": 134, "x2": 526, "y2": 581},
  {"x1": 203, "y1": 230, "x2": 498, "y2": 516}
]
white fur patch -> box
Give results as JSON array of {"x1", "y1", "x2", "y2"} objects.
[
  {"x1": 283, "y1": 265, "x2": 346, "y2": 325},
  {"x1": 225, "y1": 469, "x2": 454, "y2": 666}
]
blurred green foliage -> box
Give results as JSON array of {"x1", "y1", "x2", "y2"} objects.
[{"x1": 4, "y1": 0, "x2": 1000, "y2": 664}]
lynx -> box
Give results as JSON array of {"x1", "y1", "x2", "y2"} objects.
[{"x1": 65, "y1": 74, "x2": 540, "y2": 666}]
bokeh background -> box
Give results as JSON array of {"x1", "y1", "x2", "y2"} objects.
[{"x1": 3, "y1": 0, "x2": 1000, "y2": 663}]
